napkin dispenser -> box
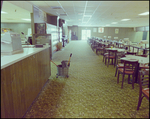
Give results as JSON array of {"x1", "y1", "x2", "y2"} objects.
[{"x1": 1, "y1": 31, "x2": 23, "y2": 55}]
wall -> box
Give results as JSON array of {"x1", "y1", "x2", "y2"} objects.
[
  {"x1": 1, "y1": 23, "x2": 31, "y2": 38},
  {"x1": 62, "y1": 22, "x2": 69, "y2": 36},
  {"x1": 68, "y1": 26, "x2": 149, "y2": 42}
]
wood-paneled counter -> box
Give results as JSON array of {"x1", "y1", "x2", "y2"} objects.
[{"x1": 1, "y1": 46, "x2": 51, "y2": 118}]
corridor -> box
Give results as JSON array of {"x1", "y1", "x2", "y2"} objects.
[{"x1": 23, "y1": 40, "x2": 149, "y2": 118}]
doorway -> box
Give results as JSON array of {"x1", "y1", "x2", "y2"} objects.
[{"x1": 81, "y1": 30, "x2": 91, "y2": 40}]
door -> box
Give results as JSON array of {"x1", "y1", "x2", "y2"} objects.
[{"x1": 82, "y1": 30, "x2": 91, "y2": 40}]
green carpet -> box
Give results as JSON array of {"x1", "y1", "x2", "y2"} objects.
[{"x1": 23, "y1": 40, "x2": 149, "y2": 118}]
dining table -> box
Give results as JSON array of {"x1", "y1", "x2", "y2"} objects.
[
  {"x1": 105, "y1": 47, "x2": 126, "y2": 52},
  {"x1": 120, "y1": 55, "x2": 149, "y2": 83}
]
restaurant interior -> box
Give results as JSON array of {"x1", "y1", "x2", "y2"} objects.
[{"x1": 1, "y1": 1, "x2": 149, "y2": 118}]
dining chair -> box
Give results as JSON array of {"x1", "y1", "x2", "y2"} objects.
[
  {"x1": 102, "y1": 46, "x2": 111, "y2": 62},
  {"x1": 137, "y1": 70, "x2": 149, "y2": 110},
  {"x1": 115, "y1": 53, "x2": 126, "y2": 77},
  {"x1": 96, "y1": 43, "x2": 104, "y2": 55},
  {"x1": 105, "y1": 49, "x2": 117, "y2": 67},
  {"x1": 117, "y1": 60, "x2": 138, "y2": 89}
]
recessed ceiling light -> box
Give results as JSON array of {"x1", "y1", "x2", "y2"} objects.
[
  {"x1": 105, "y1": 24, "x2": 110, "y2": 26},
  {"x1": 121, "y1": 19, "x2": 130, "y2": 21},
  {"x1": 138, "y1": 11, "x2": 149, "y2": 15},
  {"x1": 111, "y1": 22, "x2": 118, "y2": 24},
  {"x1": 1, "y1": 11, "x2": 8, "y2": 14},
  {"x1": 22, "y1": 19, "x2": 31, "y2": 21},
  {"x1": 84, "y1": 15, "x2": 92, "y2": 17},
  {"x1": 78, "y1": 13, "x2": 83, "y2": 15},
  {"x1": 79, "y1": 19, "x2": 81, "y2": 20}
]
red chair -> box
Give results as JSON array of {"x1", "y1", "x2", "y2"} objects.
[
  {"x1": 117, "y1": 60, "x2": 138, "y2": 89},
  {"x1": 105, "y1": 49, "x2": 117, "y2": 67},
  {"x1": 115, "y1": 53, "x2": 126, "y2": 77},
  {"x1": 137, "y1": 70, "x2": 149, "y2": 110}
]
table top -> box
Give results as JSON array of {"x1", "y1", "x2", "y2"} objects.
[
  {"x1": 120, "y1": 55, "x2": 149, "y2": 64},
  {"x1": 105, "y1": 48, "x2": 125, "y2": 52}
]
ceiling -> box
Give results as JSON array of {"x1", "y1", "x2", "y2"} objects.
[{"x1": 1, "y1": 1, "x2": 149, "y2": 27}]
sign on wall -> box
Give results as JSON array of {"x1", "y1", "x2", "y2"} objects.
[
  {"x1": 115, "y1": 28, "x2": 119, "y2": 34},
  {"x1": 98, "y1": 27, "x2": 104, "y2": 33}
]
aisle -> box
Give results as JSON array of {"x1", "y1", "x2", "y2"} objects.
[{"x1": 23, "y1": 40, "x2": 149, "y2": 118}]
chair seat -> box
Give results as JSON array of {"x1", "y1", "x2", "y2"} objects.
[
  {"x1": 142, "y1": 88, "x2": 149, "y2": 98},
  {"x1": 106, "y1": 55, "x2": 115, "y2": 58},
  {"x1": 140, "y1": 65, "x2": 149, "y2": 69},
  {"x1": 118, "y1": 68, "x2": 134, "y2": 74},
  {"x1": 117, "y1": 63, "x2": 124, "y2": 67},
  {"x1": 104, "y1": 53, "x2": 108, "y2": 55},
  {"x1": 96, "y1": 47, "x2": 103, "y2": 50}
]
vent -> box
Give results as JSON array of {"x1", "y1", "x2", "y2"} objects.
[
  {"x1": 51, "y1": 6, "x2": 62, "y2": 9},
  {"x1": 7, "y1": 18, "x2": 14, "y2": 20},
  {"x1": 135, "y1": 16, "x2": 148, "y2": 18},
  {"x1": 59, "y1": 14, "x2": 67, "y2": 16}
]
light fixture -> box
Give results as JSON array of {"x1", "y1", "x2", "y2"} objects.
[
  {"x1": 105, "y1": 24, "x2": 110, "y2": 26},
  {"x1": 22, "y1": 19, "x2": 31, "y2": 21},
  {"x1": 78, "y1": 13, "x2": 83, "y2": 15},
  {"x1": 1, "y1": 11, "x2": 8, "y2": 14},
  {"x1": 111, "y1": 22, "x2": 118, "y2": 24},
  {"x1": 121, "y1": 19, "x2": 130, "y2": 21},
  {"x1": 83, "y1": 15, "x2": 92, "y2": 17},
  {"x1": 138, "y1": 11, "x2": 149, "y2": 15}
]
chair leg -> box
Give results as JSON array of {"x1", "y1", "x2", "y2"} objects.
[
  {"x1": 137, "y1": 95, "x2": 144, "y2": 110},
  {"x1": 128, "y1": 75, "x2": 130, "y2": 84},
  {"x1": 115, "y1": 66, "x2": 118, "y2": 77},
  {"x1": 107, "y1": 58, "x2": 110, "y2": 67},
  {"x1": 121, "y1": 74, "x2": 125, "y2": 89},
  {"x1": 132, "y1": 75, "x2": 134, "y2": 89},
  {"x1": 114, "y1": 58, "x2": 116, "y2": 67},
  {"x1": 105, "y1": 57, "x2": 107, "y2": 65},
  {"x1": 111, "y1": 59, "x2": 113, "y2": 65},
  {"x1": 102, "y1": 56, "x2": 104, "y2": 61},
  {"x1": 117, "y1": 72, "x2": 120, "y2": 83}
]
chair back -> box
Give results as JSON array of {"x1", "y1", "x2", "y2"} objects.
[
  {"x1": 138, "y1": 70, "x2": 149, "y2": 98},
  {"x1": 123, "y1": 60, "x2": 138, "y2": 75},
  {"x1": 108, "y1": 49, "x2": 117, "y2": 56},
  {"x1": 138, "y1": 70, "x2": 149, "y2": 90},
  {"x1": 127, "y1": 51, "x2": 136, "y2": 55}
]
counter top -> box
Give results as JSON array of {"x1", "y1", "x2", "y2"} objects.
[{"x1": 1, "y1": 45, "x2": 50, "y2": 69}]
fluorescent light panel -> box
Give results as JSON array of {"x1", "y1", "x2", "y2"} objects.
[
  {"x1": 138, "y1": 11, "x2": 149, "y2": 15},
  {"x1": 22, "y1": 19, "x2": 31, "y2": 21},
  {"x1": 121, "y1": 19, "x2": 130, "y2": 21},
  {"x1": 1, "y1": 11, "x2": 8, "y2": 14},
  {"x1": 111, "y1": 22, "x2": 117, "y2": 24},
  {"x1": 83, "y1": 15, "x2": 92, "y2": 17}
]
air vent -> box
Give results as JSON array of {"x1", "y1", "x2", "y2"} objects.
[
  {"x1": 7, "y1": 18, "x2": 14, "y2": 20},
  {"x1": 59, "y1": 14, "x2": 67, "y2": 16},
  {"x1": 51, "y1": 6, "x2": 62, "y2": 9},
  {"x1": 135, "y1": 16, "x2": 148, "y2": 18}
]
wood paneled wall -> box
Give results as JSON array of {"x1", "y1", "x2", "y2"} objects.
[{"x1": 1, "y1": 48, "x2": 51, "y2": 118}]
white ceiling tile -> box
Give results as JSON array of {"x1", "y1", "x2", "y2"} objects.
[{"x1": 1, "y1": 1, "x2": 149, "y2": 27}]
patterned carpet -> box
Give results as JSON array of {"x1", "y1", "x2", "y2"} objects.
[{"x1": 23, "y1": 40, "x2": 149, "y2": 118}]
